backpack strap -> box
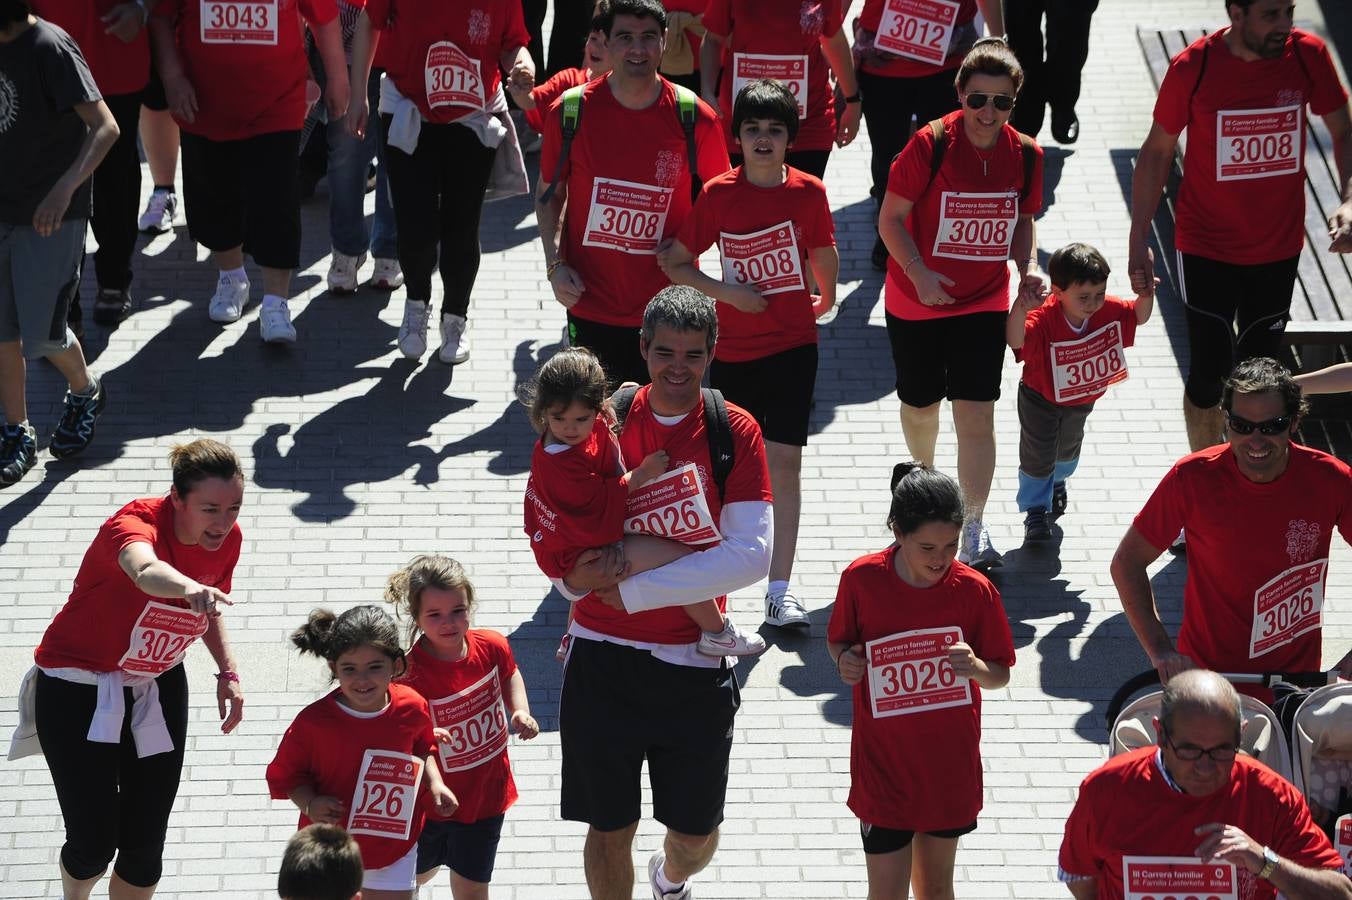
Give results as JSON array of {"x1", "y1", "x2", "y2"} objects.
[
  {"x1": 701, "y1": 387, "x2": 735, "y2": 502},
  {"x1": 674, "y1": 84, "x2": 703, "y2": 203},
  {"x1": 610, "y1": 384, "x2": 639, "y2": 430},
  {"x1": 539, "y1": 85, "x2": 587, "y2": 204},
  {"x1": 921, "y1": 117, "x2": 950, "y2": 198},
  {"x1": 1017, "y1": 132, "x2": 1037, "y2": 206},
  {"x1": 1188, "y1": 36, "x2": 1210, "y2": 103}
]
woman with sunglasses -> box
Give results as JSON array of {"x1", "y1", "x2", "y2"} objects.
[{"x1": 878, "y1": 37, "x2": 1046, "y2": 573}]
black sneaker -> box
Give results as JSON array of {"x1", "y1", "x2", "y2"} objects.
[
  {"x1": 93, "y1": 288, "x2": 131, "y2": 326},
  {"x1": 48, "y1": 378, "x2": 107, "y2": 459},
  {"x1": 66, "y1": 295, "x2": 84, "y2": 341},
  {"x1": 1051, "y1": 481, "x2": 1067, "y2": 519},
  {"x1": 0, "y1": 422, "x2": 38, "y2": 487},
  {"x1": 1024, "y1": 507, "x2": 1052, "y2": 543}
]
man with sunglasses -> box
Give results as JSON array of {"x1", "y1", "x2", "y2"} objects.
[
  {"x1": 1113, "y1": 357, "x2": 1352, "y2": 689},
  {"x1": 1058, "y1": 670, "x2": 1350, "y2": 900}
]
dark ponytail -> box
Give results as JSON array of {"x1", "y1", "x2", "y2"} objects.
[
  {"x1": 291, "y1": 605, "x2": 406, "y2": 678},
  {"x1": 887, "y1": 462, "x2": 965, "y2": 536}
]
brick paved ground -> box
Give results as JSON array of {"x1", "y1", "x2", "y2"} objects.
[{"x1": 3, "y1": 1, "x2": 1351, "y2": 896}]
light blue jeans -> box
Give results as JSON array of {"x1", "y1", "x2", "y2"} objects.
[{"x1": 326, "y1": 69, "x2": 397, "y2": 259}]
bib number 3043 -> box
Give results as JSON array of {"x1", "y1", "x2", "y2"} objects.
[
  {"x1": 347, "y1": 749, "x2": 423, "y2": 840},
  {"x1": 200, "y1": 0, "x2": 277, "y2": 44},
  {"x1": 865, "y1": 625, "x2": 970, "y2": 719}
]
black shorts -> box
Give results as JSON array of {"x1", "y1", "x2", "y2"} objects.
[
  {"x1": 710, "y1": 343, "x2": 818, "y2": 446},
  {"x1": 567, "y1": 313, "x2": 648, "y2": 390},
  {"x1": 415, "y1": 815, "x2": 505, "y2": 883},
  {"x1": 885, "y1": 310, "x2": 1007, "y2": 407},
  {"x1": 141, "y1": 66, "x2": 167, "y2": 112},
  {"x1": 560, "y1": 638, "x2": 740, "y2": 835},
  {"x1": 179, "y1": 129, "x2": 301, "y2": 270},
  {"x1": 860, "y1": 820, "x2": 978, "y2": 854}
]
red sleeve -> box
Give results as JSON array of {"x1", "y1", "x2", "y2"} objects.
[
  {"x1": 299, "y1": 0, "x2": 338, "y2": 27},
  {"x1": 1133, "y1": 464, "x2": 1187, "y2": 553},
  {"x1": 806, "y1": 181, "x2": 835, "y2": 249},
  {"x1": 1302, "y1": 35, "x2": 1350, "y2": 117},
  {"x1": 676, "y1": 186, "x2": 719, "y2": 255},
  {"x1": 1020, "y1": 139, "x2": 1045, "y2": 217},
  {"x1": 971, "y1": 575, "x2": 1016, "y2": 668},
  {"x1": 1113, "y1": 296, "x2": 1139, "y2": 349},
  {"x1": 1333, "y1": 461, "x2": 1352, "y2": 549},
  {"x1": 106, "y1": 506, "x2": 159, "y2": 554},
  {"x1": 823, "y1": 0, "x2": 843, "y2": 37},
  {"x1": 492, "y1": 630, "x2": 519, "y2": 679},
  {"x1": 364, "y1": 0, "x2": 389, "y2": 28},
  {"x1": 702, "y1": 0, "x2": 730, "y2": 38},
  {"x1": 1058, "y1": 773, "x2": 1102, "y2": 877},
  {"x1": 887, "y1": 126, "x2": 936, "y2": 202},
  {"x1": 219, "y1": 531, "x2": 242, "y2": 594},
  {"x1": 1268, "y1": 773, "x2": 1346, "y2": 870},
  {"x1": 1152, "y1": 46, "x2": 1198, "y2": 135},
  {"x1": 826, "y1": 563, "x2": 861, "y2": 645},
  {"x1": 526, "y1": 70, "x2": 575, "y2": 133},
  {"x1": 1014, "y1": 304, "x2": 1050, "y2": 366},
  {"x1": 416, "y1": 695, "x2": 437, "y2": 759},
  {"x1": 723, "y1": 406, "x2": 773, "y2": 504},
  {"x1": 530, "y1": 443, "x2": 630, "y2": 548},
  {"x1": 500, "y1": 0, "x2": 530, "y2": 54},
  {"x1": 267, "y1": 716, "x2": 315, "y2": 800},
  {"x1": 694, "y1": 102, "x2": 733, "y2": 181}
]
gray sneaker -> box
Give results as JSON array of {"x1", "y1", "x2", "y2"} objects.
[
  {"x1": 959, "y1": 520, "x2": 1004, "y2": 571},
  {"x1": 648, "y1": 850, "x2": 692, "y2": 900}
]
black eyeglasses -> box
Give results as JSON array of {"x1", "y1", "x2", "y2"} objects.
[
  {"x1": 1226, "y1": 414, "x2": 1293, "y2": 436},
  {"x1": 1163, "y1": 733, "x2": 1238, "y2": 762},
  {"x1": 964, "y1": 92, "x2": 1015, "y2": 112}
]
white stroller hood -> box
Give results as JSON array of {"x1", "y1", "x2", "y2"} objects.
[{"x1": 1291, "y1": 683, "x2": 1352, "y2": 809}]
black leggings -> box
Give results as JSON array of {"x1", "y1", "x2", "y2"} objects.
[
  {"x1": 35, "y1": 665, "x2": 189, "y2": 888},
  {"x1": 858, "y1": 67, "x2": 959, "y2": 202},
  {"x1": 91, "y1": 91, "x2": 144, "y2": 291},
  {"x1": 1005, "y1": 0, "x2": 1098, "y2": 138},
  {"x1": 381, "y1": 117, "x2": 495, "y2": 318}
]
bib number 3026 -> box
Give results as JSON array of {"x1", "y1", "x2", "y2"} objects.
[
  {"x1": 1249, "y1": 558, "x2": 1326, "y2": 658},
  {"x1": 347, "y1": 749, "x2": 423, "y2": 840},
  {"x1": 866, "y1": 625, "x2": 971, "y2": 719},
  {"x1": 429, "y1": 667, "x2": 509, "y2": 773}
]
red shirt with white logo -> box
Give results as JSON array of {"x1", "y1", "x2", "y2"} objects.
[
  {"x1": 676, "y1": 165, "x2": 835, "y2": 361},
  {"x1": 396, "y1": 632, "x2": 518, "y2": 824},
  {"x1": 1060, "y1": 748, "x2": 1343, "y2": 900},
  {"x1": 524, "y1": 66, "x2": 591, "y2": 133},
  {"x1": 1154, "y1": 29, "x2": 1348, "y2": 265},
  {"x1": 827, "y1": 548, "x2": 1014, "y2": 831},
  {"x1": 856, "y1": 0, "x2": 978, "y2": 78},
  {"x1": 33, "y1": 0, "x2": 149, "y2": 95},
  {"x1": 572, "y1": 386, "x2": 772, "y2": 643},
  {"x1": 35, "y1": 496, "x2": 241, "y2": 672},
  {"x1": 154, "y1": 0, "x2": 335, "y2": 140},
  {"x1": 702, "y1": 0, "x2": 843, "y2": 154},
  {"x1": 1015, "y1": 295, "x2": 1138, "y2": 406},
  {"x1": 267, "y1": 683, "x2": 435, "y2": 870},
  {"x1": 1133, "y1": 443, "x2": 1352, "y2": 675},
  {"x1": 366, "y1": 0, "x2": 529, "y2": 125},
  {"x1": 885, "y1": 109, "x2": 1044, "y2": 321},
  {"x1": 540, "y1": 76, "x2": 731, "y2": 327}
]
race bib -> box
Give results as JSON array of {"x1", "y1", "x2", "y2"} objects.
[
  {"x1": 428, "y1": 667, "x2": 509, "y2": 774},
  {"x1": 866, "y1": 626, "x2": 970, "y2": 719},
  {"x1": 1336, "y1": 815, "x2": 1352, "y2": 877},
  {"x1": 624, "y1": 463, "x2": 722, "y2": 545},
  {"x1": 719, "y1": 221, "x2": 805, "y2": 296},
  {"x1": 1216, "y1": 105, "x2": 1301, "y2": 182},
  {"x1": 932, "y1": 191, "x2": 1018, "y2": 261},
  {"x1": 730, "y1": 53, "x2": 808, "y2": 119},
  {"x1": 1122, "y1": 857, "x2": 1237, "y2": 900},
  {"x1": 200, "y1": 0, "x2": 277, "y2": 44},
  {"x1": 875, "y1": 0, "x2": 959, "y2": 65},
  {"x1": 1250, "y1": 559, "x2": 1326, "y2": 658},
  {"x1": 425, "y1": 40, "x2": 484, "y2": 111},
  {"x1": 1050, "y1": 321, "x2": 1129, "y2": 404},
  {"x1": 117, "y1": 601, "x2": 209, "y2": 676},
  {"x1": 347, "y1": 749, "x2": 423, "y2": 840},
  {"x1": 582, "y1": 178, "x2": 672, "y2": 255}
]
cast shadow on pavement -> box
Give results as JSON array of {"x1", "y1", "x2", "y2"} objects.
[{"x1": 505, "y1": 585, "x2": 571, "y2": 734}]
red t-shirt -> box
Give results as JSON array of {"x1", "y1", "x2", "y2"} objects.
[
  {"x1": 826, "y1": 548, "x2": 1015, "y2": 831},
  {"x1": 154, "y1": 0, "x2": 335, "y2": 141},
  {"x1": 396, "y1": 633, "x2": 519, "y2": 824},
  {"x1": 856, "y1": 0, "x2": 977, "y2": 78},
  {"x1": 702, "y1": 0, "x2": 843, "y2": 154},
  {"x1": 1016, "y1": 295, "x2": 1138, "y2": 406},
  {"x1": 267, "y1": 683, "x2": 436, "y2": 870},
  {"x1": 572, "y1": 386, "x2": 773, "y2": 643},
  {"x1": 539, "y1": 76, "x2": 732, "y2": 327},
  {"x1": 35, "y1": 496, "x2": 241, "y2": 672},
  {"x1": 34, "y1": 0, "x2": 149, "y2": 95},
  {"x1": 1060, "y1": 748, "x2": 1343, "y2": 900},
  {"x1": 884, "y1": 108, "x2": 1044, "y2": 320},
  {"x1": 366, "y1": 0, "x2": 529, "y2": 125},
  {"x1": 1133, "y1": 443, "x2": 1352, "y2": 675},
  {"x1": 523, "y1": 416, "x2": 629, "y2": 578},
  {"x1": 676, "y1": 166, "x2": 835, "y2": 361},
  {"x1": 1154, "y1": 29, "x2": 1348, "y2": 265},
  {"x1": 524, "y1": 66, "x2": 591, "y2": 133}
]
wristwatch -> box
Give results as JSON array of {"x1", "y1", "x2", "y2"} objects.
[
  {"x1": 1257, "y1": 846, "x2": 1280, "y2": 881},
  {"x1": 842, "y1": 91, "x2": 862, "y2": 104}
]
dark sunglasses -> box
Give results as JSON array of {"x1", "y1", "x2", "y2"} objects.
[
  {"x1": 964, "y1": 92, "x2": 1015, "y2": 112},
  {"x1": 1226, "y1": 414, "x2": 1292, "y2": 436},
  {"x1": 1162, "y1": 732, "x2": 1238, "y2": 762}
]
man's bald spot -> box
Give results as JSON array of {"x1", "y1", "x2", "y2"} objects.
[{"x1": 1160, "y1": 670, "x2": 1241, "y2": 735}]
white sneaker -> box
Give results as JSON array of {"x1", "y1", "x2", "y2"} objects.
[
  {"x1": 959, "y1": 520, "x2": 1004, "y2": 571},
  {"x1": 438, "y1": 313, "x2": 470, "y2": 365},
  {"x1": 648, "y1": 850, "x2": 692, "y2": 900},
  {"x1": 398, "y1": 299, "x2": 431, "y2": 359},
  {"x1": 369, "y1": 258, "x2": 404, "y2": 290},
  {"x1": 764, "y1": 590, "x2": 809, "y2": 628},
  {"x1": 697, "y1": 619, "x2": 767, "y2": 657},
  {"x1": 259, "y1": 299, "x2": 296, "y2": 344},
  {"x1": 327, "y1": 251, "x2": 367, "y2": 294},
  {"x1": 208, "y1": 276, "x2": 248, "y2": 323},
  {"x1": 138, "y1": 189, "x2": 177, "y2": 233}
]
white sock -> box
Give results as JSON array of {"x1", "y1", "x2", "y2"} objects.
[
  {"x1": 768, "y1": 579, "x2": 790, "y2": 599},
  {"x1": 654, "y1": 863, "x2": 684, "y2": 895},
  {"x1": 261, "y1": 293, "x2": 287, "y2": 309},
  {"x1": 220, "y1": 267, "x2": 248, "y2": 285}
]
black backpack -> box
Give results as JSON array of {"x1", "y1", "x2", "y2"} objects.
[
  {"x1": 922, "y1": 117, "x2": 1038, "y2": 204},
  {"x1": 610, "y1": 385, "x2": 734, "y2": 501}
]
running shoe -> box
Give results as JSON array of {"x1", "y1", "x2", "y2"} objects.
[
  {"x1": 327, "y1": 251, "x2": 367, "y2": 294},
  {"x1": 208, "y1": 276, "x2": 249, "y2": 324},
  {"x1": 0, "y1": 422, "x2": 37, "y2": 487},
  {"x1": 438, "y1": 313, "x2": 470, "y2": 365},
  {"x1": 959, "y1": 520, "x2": 1004, "y2": 571},
  {"x1": 648, "y1": 850, "x2": 692, "y2": 900},
  {"x1": 369, "y1": 258, "x2": 404, "y2": 290},
  {"x1": 48, "y1": 378, "x2": 107, "y2": 459},
  {"x1": 138, "y1": 189, "x2": 177, "y2": 234},
  {"x1": 1051, "y1": 481, "x2": 1068, "y2": 520},
  {"x1": 764, "y1": 590, "x2": 809, "y2": 628},
  {"x1": 93, "y1": 288, "x2": 131, "y2": 326},
  {"x1": 398, "y1": 299, "x2": 431, "y2": 359},
  {"x1": 259, "y1": 299, "x2": 297, "y2": 344},
  {"x1": 1023, "y1": 507, "x2": 1052, "y2": 543},
  {"x1": 696, "y1": 619, "x2": 767, "y2": 657}
]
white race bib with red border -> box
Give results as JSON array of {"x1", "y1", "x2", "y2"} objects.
[
  {"x1": 623, "y1": 463, "x2": 722, "y2": 545},
  {"x1": 425, "y1": 41, "x2": 485, "y2": 111},
  {"x1": 1122, "y1": 857, "x2": 1237, "y2": 900},
  {"x1": 730, "y1": 53, "x2": 808, "y2": 119},
  {"x1": 1336, "y1": 815, "x2": 1352, "y2": 877},
  {"x1": 931, "y1": 191, "x2": 1018, "y2": 261},
  {"x1": 429, "y1": 667, "x2": 509, "y2": 774},
  {"x1": 1249, "y1": 558, "x2": 1326, "y2": 658},
  {"x1": 117, "y1": 601, "x2": 209, "y2": 676},
  {"x1": 719, "y1": 221, "x2": 805, "y2": 296},
  {"x1": 582, "y1": 178, "x2": 672, "y2": 255},
  {"x1": 347, "y1": 748, "x2": 423, "y2": 840},
  {"x1": 1215, "y1": 105, "x2": 1301, "y2": 182},
  {"x1": 200, "y1": 0, "x2": 277, "y2": 44},
  {"x1": 1050, "y1": 320, "x2": 1129, "y2": 404},
  {"x1": 866, "y1": 626, "x2": 970, "y2": 719},
  {"x1": 874, "y1": 0, "x2": 959, "y2": 65}
]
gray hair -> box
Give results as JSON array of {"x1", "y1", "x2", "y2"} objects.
[{"x1": 640, "y1": 285, "x2": 718, "y2": 352}]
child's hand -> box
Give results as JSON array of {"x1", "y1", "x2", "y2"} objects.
[
  {"x1": 508, "y1": 62, "x2": 535, "y2": 94},
  {"x1": 1014, "y1": 290, "x2": 1042, "y2": 315},
  {"x1": 632, "y1": 450, "x2": 669, "y2": 486},
  {"x1": 725, "y1": 285, "x2": 769, "y2": 314},
  {"x1": 836, "y1": 644, "x2": 866, "y2": 685},
  {"x1": 433, "y1": 726, "x2": 451, "y2": 743},
  {"x1": 1016, "y1": 268, "x2": 1048, "y2": 308},
  {"x1": 430, "y1": 783, "x2": 460, "y2": 817},
  {"x1": 511, "y1": 710, "x2": 540, "y2": 740},
  {"x1": 946, "y1": 641, "x2": 981, "y2": 679},
  {"x1": 306, "y1": 795, "x2": 347, "y2": 825}
]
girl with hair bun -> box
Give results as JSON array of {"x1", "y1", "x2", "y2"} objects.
[
  {"x1": 267, "y1": 605, "x2": 457, "y2": 900},
  {"x1": 827, "y1": 462, "x2": 1016, "y2": 899}
]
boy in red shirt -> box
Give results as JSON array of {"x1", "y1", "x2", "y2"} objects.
[
  {"x1": 660, "y1": 77, "x2": 836, "y2": 628},
  {"x1": 1007, "y1": 243, "x2": 1152, "y2": 543},
  {"x1": 509, "y1": 3, "x2": 611, "y2": 136}
]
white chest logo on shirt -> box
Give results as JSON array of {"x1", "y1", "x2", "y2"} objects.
[
  {"x1": 0, "y1": 72, "x2": 17, "y2": 134},
  {"x1": 799, "y1": 0, "x2": 825, "y2": 35},
  {"x1": 654, "y1": 149, "x2": 682, "y2": 188},
  {"x1": 1286, "y1": 519, "x2": 1322, "y2": 564},
  {"x1": 467, "y1": 9, "x2": 491, "y2": 43},
  {"x1": 1276, "y1": 87, "x2": 1304, "y2": 108}
]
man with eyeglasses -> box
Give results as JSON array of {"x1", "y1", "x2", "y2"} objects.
[
  {"x1": 1058, "y1": 670, "x2": 1351, "y2": 900},
  {"x1": 1113, "y1": 357, "x2": 1352, "y2": 687}
]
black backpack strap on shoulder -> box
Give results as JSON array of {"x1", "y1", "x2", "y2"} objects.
[
  {"x1": 610, "y1": 384, "x2": 639, "y2": 432},
  {"x1": 923, "y1": 118, "x2": 949, "y2": 196},
  {"x1": 540, "y1": 85, "x2": 587, "y2": 205},
  {"x1": 1017, "y1": 133, "x2": 1037, "y2": 206},
  {"x1": 1189, "y1": 37, "x2": 1210, "y2": 102},
  {"x1": 674, "y1": 84, "x2": 702, "y2": 203},
  {"x1": 701, "y1": 387, "x2": 735, "y2": 501}
]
